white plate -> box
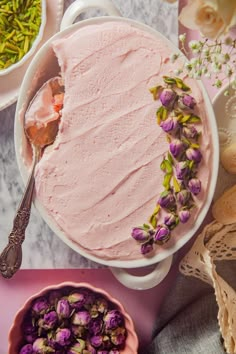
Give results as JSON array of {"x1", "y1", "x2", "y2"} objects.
[
  {"x1": 213, "y1": 86, "x2": 236, "y2": 201},
  {"x1": 0, "y1": 0, "x2": 64, "y2": 111}
]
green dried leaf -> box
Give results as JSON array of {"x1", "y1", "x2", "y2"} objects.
[
  {"x1": 160, "y1": 159, "x2": 173, "y2": 174},
  {"x1": 149, "y1": 85, "x2": 163, "y2": 100},
  {"x1": 149, "y1": 214, "x2": 158, "y2": 229},
  {"x1": 174, "y1": 77, "x2": 191, "y2": 91},
  {"x1": 156, "y1": 106, "x2": 168, "y2": 124},
  {"x1": 190, "y1": 143, "x2": 200, "y2": 149},
  {"x1": 167, "y1": 151, "x2": 174, "y2": 165},
  {"x1": 163, "y1": 76, "x2": 176, "y2": 85},
  {"x1": 173, "y1": 176, "x2": 181, "y2": 193},
  {"x1": 143, "y1": 223, "x2": 150, "y2": 230},
  {"x1": 180, "y1": 114, "x2": 191, "y2": 123},
  {"x1": 188, "y1": 115, "x2": 201, "y2": 123},
  {"x1": 163, "y1": 173, "x2": 172, "y2": 190}
]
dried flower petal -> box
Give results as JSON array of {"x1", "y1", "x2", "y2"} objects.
[
  {"x1": 160, "y1": 116, "x2": 178, "y2": 132},
  {"x1": 179, "y1": 209, "x2": 191, "y2": 223},
  {"x1": 188, "y1": 178, "x2": 201, "y2": 195},
  {"x1": 110, "y1": 327, "x2": 126, "y2": 346},
  {"x1": 38, "y1": 311, "x2": 58, "y2": 330},
  {"x1": 56, "y1": 298, "x2": 71, "y2": 319},
  {"x1": 55, "y1": 328, "x2": 72, "y2": 346},
  {"x1": 104, "y1": 310, "x2": 124, "y2": 330},
  {"x1": 141, "y1": 240, "x2": 154, "y2": 255},
  {"x1": 175, "y1": 161, "x2": 189, "y2": 180},
  {"x1": 72, "y1": 311, "x2": 91, "y2": 326},
  {"x1": 160, "y1": 88, "x2": 177, "y2": 108},
  {"x1": 67, "y1": 340, "x2": 86, "y2": 354},
  {"x1": 153, "y1": 224, "x2": 170, "y2": 243},
  {"x1": 177, "y1": 189, "x2": 191, "y2": 206},
  {"x1": 131, "y1": 226, "x2": 150, "y2": 242},
  {"x1": 158, "y1": 191, "x2": 176, "y2": 209},
  {"x1": 182, "y1": 125, "x2": 199, "y2": 139},
  {"x1": 20, "y1": 344, "x2": 33, "y2": 354},
  {"x1": 178, "y1": 94, "x2": 196, "y2": 110},
  {"x1": 32, "y1": 297, "x2": 49, "y2": 316},
  {"x1": 186, "y1": 147, "x2": 202, "y2": 163},
  {"x1": 170, "y1": 139, "x2": 184, "y2": 158},
  {"x1": 164, "y1": 213, "x2": 177, "y2": 229}
]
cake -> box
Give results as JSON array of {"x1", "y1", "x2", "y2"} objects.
[{"x1": 25, "y1": 21, "x2": 212, "y2": 261}]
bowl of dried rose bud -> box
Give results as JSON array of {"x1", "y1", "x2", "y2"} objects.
[
  {"x1": 0, "y1": 0, "x2": 46, "y2": 76},
  {"x1": 8, "y1": 282, "x2": 138, "y2": 354}
]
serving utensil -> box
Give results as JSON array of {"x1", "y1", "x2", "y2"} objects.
[{"x1": 0, "y1": 77, "x2": 64, "y2": 279}]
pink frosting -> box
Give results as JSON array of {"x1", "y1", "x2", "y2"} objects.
[{"x1": 33, "y1": 22, "x2": 212, "y2": 261}]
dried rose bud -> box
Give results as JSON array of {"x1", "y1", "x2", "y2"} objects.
[
  {"x1": 85, "y1": 342, "x2": 97, "y2": 354},
  {"x1": 55, "y1": 328, "x2": 72, "y2": 346},
  {"x1": 90, "y1": 335, "x2": 103, "y2": 348},
  {"x1": 88, "y1": 318, "x2": 103, "y2": 335},
  {"x1": 32, "y1": 338, "x2": 54, "y2": 354},
  {"x1": 177, "y1": 189, "x2": 191, "y2": 206},
  {"x1": 158, "y1": 191, "x2": 176, "y2": 209},
  {"x1": 141, "y1": 240, "x2": 154, "y2": 255},
  {"x1": 71, "y1": 324, "x2": 87, "y2": 338},
  {"x1": 56, "y1": 298, "x2": 71, "y2": 319},
  {"x1": 182, "y1": 125, "x2": 198, "y2": 139},
  {"x1": 67, "y1": 340, "x2": 86, "y2": 354},
  {"x1": 169, "y1": 139, "x2": 184, "y2": 158},
  {"x1": 131, "y1": 227, "x2": 150, "y2": 242},
  {"x1": 164, "y1": 213, "x2": 176, "y2": 229},
  {"x1": 104, "y1": 310, "x2": 124, "y2": 330},
  {"x1": 160, "y1": 116, "x2": 178, "y2": 132},
  {"x1": 32, "y1": 297, "x2": 49, "y2": 316},
  {"x1": 95, "y1": 297, "x2": 108, "y2": 314},
  {"x1": 175, "y1": 161, "x2": 189, "y2": 180},
  {"x1": 188, "y1": 178, "x2": 201, "y2": 195},
  {"x1": 48, "y1": 290, "x2": 61, "y2": 306},
  {"x1": 72, "y1": 311, "x2": 91, "y2": 326},
  {"x1": 178, "y1": 94, "x2": 196, "y2": 110},
  {"x1": 23, "y1": 320, "x2": 37, "y2": 343},
  {"x1": 160, "y1": 88, "x2": 176, "y2": 108},
  {"x1": 179, "y1": 209, "x2": 191, "y2": 223},
  {"x1": 186, "y1": 147, "x2": 202, "y2": 163},
  {"x1": 38, "y1": 311, "x2": 58, "y2": 330},
  {"x1": 20, "y1": 344, "x2": 33, "y2": 354},
  {"x1": 68, "y1": 292, "x2": 86, "y2": 309},
  {"x1": 153, "y1": 224, "x2": 170, "y2": 243},
  {"x1": 110, "y1": 327, "x2": 126, "y2": 346},
  {"x1": 109, "y1": 350, "x2": 120, "y2": 354},
  {"x1": 97, "y1": 351, "x2": 109, "y2": 354}
]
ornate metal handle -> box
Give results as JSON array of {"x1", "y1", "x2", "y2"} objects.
[{"x1": 0, "y1": 147, "x2": 41, "y2": 278}]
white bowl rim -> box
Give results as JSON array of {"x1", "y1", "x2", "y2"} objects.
[
  {"x1": 0, "y1": 0, "x2": 47, "y2": 77},
  {"x1": 14, "y1": 16, "x2": 220, "y2": 269},
  {"x1": 8, "y1": 281, "x2": 139, "y2": 354}
]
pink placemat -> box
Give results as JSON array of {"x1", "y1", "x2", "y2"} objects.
[{"x1": 0, "y1": 267, "x2": 180, "y2": 354}]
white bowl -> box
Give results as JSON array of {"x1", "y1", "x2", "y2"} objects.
[
  {"x1": 0, "y1": 0, "x2": 47, "y2": 77},
  {"x1": 14, "y1": 0, "x2": 219, "y2": 289}
]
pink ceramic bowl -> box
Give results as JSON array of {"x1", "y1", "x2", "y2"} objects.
[{"x1": 8, "y1": 282, "x2": 138, "y2": 354}]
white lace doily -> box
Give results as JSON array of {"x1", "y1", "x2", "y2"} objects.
[{"x1": 179, "y1": 221, "x2": 236, "y2": 354}]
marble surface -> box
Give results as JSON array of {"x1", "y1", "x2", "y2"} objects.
[{"x1": 0, "y1": 0, "x2": 178, "y2": 269}]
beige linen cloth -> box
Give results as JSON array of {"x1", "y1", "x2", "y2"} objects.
[{"x1": 179, "y1": 220, "x2": 236, "y2": 354}]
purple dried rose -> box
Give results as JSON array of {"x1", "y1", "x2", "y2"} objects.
[
  {"x1": 88, "y1": 318, "x2": 103, "y2": 335},
  {"x1": 164, "y1": 213, "x2": 177, "y2": 229},
  {"x1": 95, "y1": 297, "x2": 108, "y2": 314},
  {"x1": 67, "y1": 340, "x2": 86, "y2": 354},
  {"x1": 188, "y1": 178, "x2": 201, "y2": 195},
  {"x1": 56, "y1": 298, "x2": 70, "y2": 319},
  {"x1": 178, "y1": 94, "x2": 196, "y2": 110},
  {"x1": 169, "y1": 139, "x2": 184, "y2": 158},
  {"x1": 175, "y1": 161, "x2": 189, "y2": 180},
  {"x1": 72, "y1": 311, "x2": 91, "y2": 326},
  {"x1": 38, "y1": 311, "x2": 58, "y2": 330},
  {"x1": 182, "y1": 125, "x2": 198, "y2": 139},
  {"x1": 179, "y1": 209, "x2": 191, "y2": 223},
  {"x1": 23, "y1": 320, "x2": 37, "y2": 343},
  {"x1": 104, "y1": 310, "x2": 124, "y2": 330},
  {"x1": 186, "y1": 147, "x2": 202, "y2": 163},
  {"x1": 131, "y1": 227, "x2": 150, "y2": 242},
  {"x1": 177, "y1": 189, "x2": 191, "y2": 206},
  {"x1": 68, "y1": 292, "x2": 86, "y2": 309},
  {"x1": 90, "y1": 335, "x2": 103, "y2": 348},
  {"x1": 55, "y1": 328, "x2": 71, "y2": 346},
  {"x1": 20, "y1": 344, "x2": 33, "y2": 354},
  {"x1": 32, "y1": 297, "x2": 49, "y2": 315},
  {"x1": 32, "y1": 338, "x2": 54, "y2": 354},
  {"x1": 160, "y1": 116, "x2": 178, "y2": 132},
  {"x1": 48, "y1": 290, "x2": 61, "y2": 306},
  {"x1": 110, "y1": 327, "x2": 126, "y2": 346},
  {"x1": 109, "y1": 350, "x2": 120, "y2": 354},
  {"x1": 141, "y1": 240, "x2": 154, "y2": 255},
  {"x1": 158, "y1": 191, "x2": 176, "y2": 209},
  {"x1": 85, "y1": 342, "x2": 97, "y2": 354},
  {"x1": 153, "y1": 224, "x2": 170, "y2": 243},
  {"x1": 71, "y1": 324, "x2": 87, "y2": 338},
  {"x1": 160, "y1": 88, "x2": 176, "y2": 108},
  {"x1": 97, "y1": 351, "x2": 109, "y2": 354}
]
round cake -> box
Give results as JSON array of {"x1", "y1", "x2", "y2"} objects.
[{"x1": 25, "y1": 21, "x2": 212, "y2": 261}]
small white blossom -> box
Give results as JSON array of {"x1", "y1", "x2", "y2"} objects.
[
  {"x1": 173, "y1": 68, "x2": 183, "y2": 75},
  {"x1": 205, "y1": 72, "x2": 211, "y2": 78},
  {"x1": 179, "y1": 33, "x2": 186, "y2": 43},
  {"x1": 170, "y1": 53, "x2": 179, "y2": 63},
  {"x1": 215, "y1": 79, "x2": 222, "y2": 88},
  {"x1": 225, "y1": 65, "x2": 233, "y2": 77},
  {"x1": 188, "y1": 40, "x2": 202, "y2": 53},
  {"x1": 211, "y1": 62, "x2": 222, "y2": 73},
  {"x1": 184, "y1": 62, "x2": 192, "y2": 71},
  {"x1": 224, "y1": 37, "x2": 233, "y2": 46}
]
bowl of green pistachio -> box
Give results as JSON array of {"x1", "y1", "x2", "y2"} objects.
[{"x1": 0, "y1": 0, "x2": 46, "y2": 76}]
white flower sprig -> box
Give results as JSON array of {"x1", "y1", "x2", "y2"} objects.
[{"x1": 173, "y1": 34, "x2": 236, "y2": 96}]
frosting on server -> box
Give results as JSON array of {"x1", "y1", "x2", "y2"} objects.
[{"x1": 33, "y1": 22, "x2": 212, "y2": 261}]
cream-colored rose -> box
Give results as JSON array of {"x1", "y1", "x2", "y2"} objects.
[{"x1": 179, "y1": 0, "x2": 236, "y2": 39}]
